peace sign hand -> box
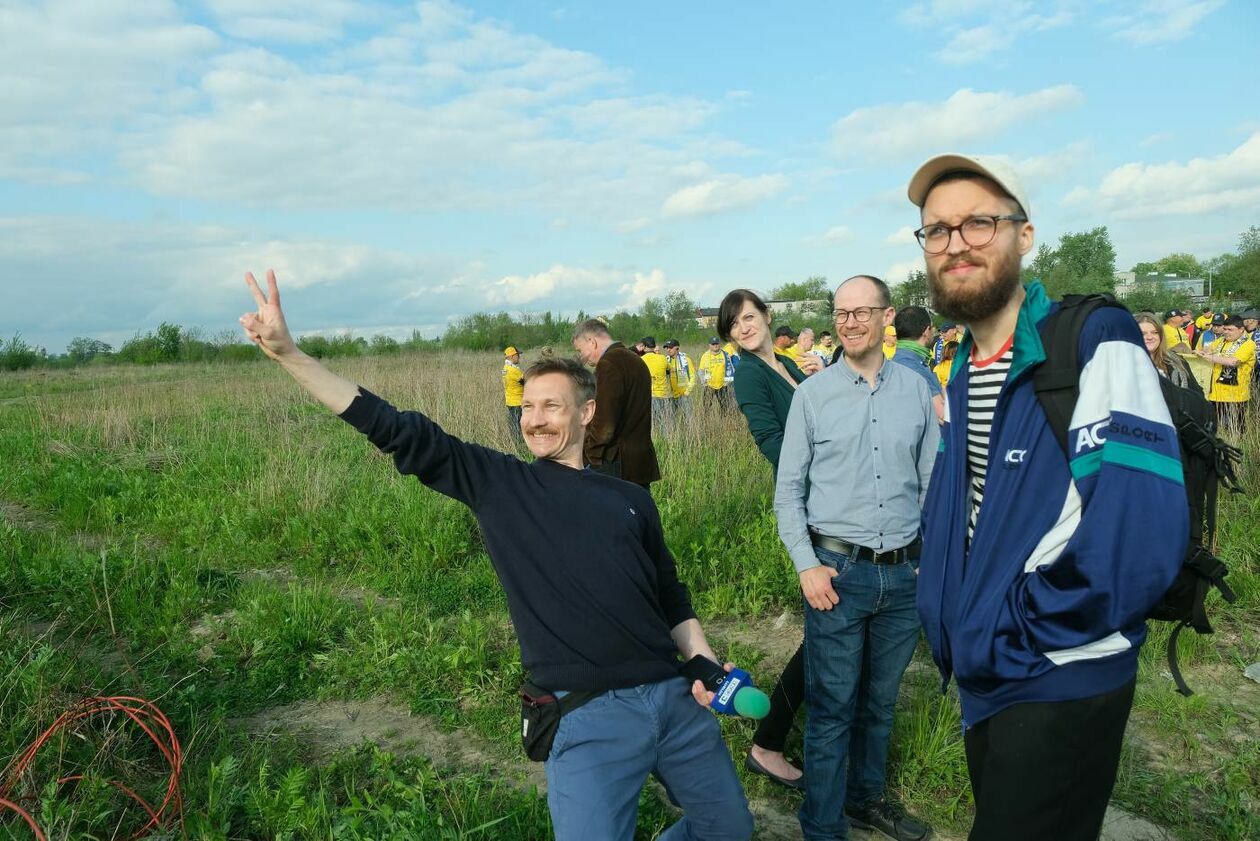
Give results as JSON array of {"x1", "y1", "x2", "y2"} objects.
[{"x1": 239, "y1": 270, "x2": 297, "y2": 361}]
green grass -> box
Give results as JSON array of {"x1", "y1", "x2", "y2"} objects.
[{"x1": 1, "y1": 354, "x2": 1257, "y2": 839}]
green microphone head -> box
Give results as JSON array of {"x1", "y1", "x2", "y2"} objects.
[{"x1": 732, "y1": 686, "x2": 771, "y2": 719}]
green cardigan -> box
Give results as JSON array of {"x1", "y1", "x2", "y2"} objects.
[{"x1": 732, "y1": 351, "x2": 806, "y2": 472}]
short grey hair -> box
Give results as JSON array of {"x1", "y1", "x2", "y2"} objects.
[{"x1": 571, "y1": 318, "x2": 610, "y2": 342}]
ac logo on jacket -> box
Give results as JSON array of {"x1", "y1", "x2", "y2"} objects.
[{"x1": 1073, "y1": 421, "x2": 1109, "y2": 455}]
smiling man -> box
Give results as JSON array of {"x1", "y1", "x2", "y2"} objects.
[
  {"x1": 907, "y1": 156, "x2": 1187, "y2": 841},
  {"x1": 775, "y1": 275, "x2": 938, "y2": 841},
  {"x1": 239, "y1": 271, "x2": 753, "y2": 841}
]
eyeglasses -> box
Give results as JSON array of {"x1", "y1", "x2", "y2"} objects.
[
  {"x1": 833, "y1": 306, "x2": 890, "y2": 324},
  {"x1": 914, "y1": 214, "x2": 1027, "y2": 255}
]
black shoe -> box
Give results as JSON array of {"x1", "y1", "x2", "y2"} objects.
[
  {"x1": 743, "y1": 752, "x2": 806, "y2": 792},
  {"x1": 845, "y1": 798, "x2": 932, "y2": 841}
]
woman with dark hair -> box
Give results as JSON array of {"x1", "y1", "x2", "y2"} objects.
[
  {"x1": 1135, "y1": 311, "x2": 1201, "y2": 394},
  {"x1": 719, "y1": 287, "x2": 807, "y2": 790}
]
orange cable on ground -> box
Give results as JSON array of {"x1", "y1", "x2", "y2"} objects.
[{"x1": 0, "y1": 696, "x2": 183, "y2": 840}]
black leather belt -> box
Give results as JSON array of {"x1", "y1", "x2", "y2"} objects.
[{"x1": 810, "y1": 532, "x2": 921, "y2": 565}]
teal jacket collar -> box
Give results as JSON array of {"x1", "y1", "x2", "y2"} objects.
[{"x1": 946, "y1": 281, "x2": 1052, "y2": 384}]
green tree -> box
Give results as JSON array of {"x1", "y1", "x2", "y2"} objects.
[
  {"x1": 892, "y1": 270, "x2": 929, "y2": 309},
  {"x1": 1130, "y1": 261, "x2": 1159, "y2": 277},
  {"x1": 66, "y1": 337, "x2": 112, "y2": 364},
  {"x1": 770, "y1": 276, "x2": 830, "y2": 301},
  {"x1": 1118, "y1": 279, "x2": 1192, "y2": 317},
  {"x1": 0, "y1": 334, "x2": 40, "y2": 371},
  {"x1": 1035, "y1": 227, "x2": 1117, "y2": 298},
  {"x1": 156, "y1": 322, "x2": 182, "y2": 361},
  {"x1": 1154, "y1": 253, "x2": 1203, "y2": 278}
]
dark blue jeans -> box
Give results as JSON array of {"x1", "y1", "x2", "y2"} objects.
[{"x1": 799, "y1": 546, "x2": 921, "y2": 840}]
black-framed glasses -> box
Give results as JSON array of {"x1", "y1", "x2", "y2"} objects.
[
  {"x1": 914, "y1": 214, "x2": 1027, "y2": 255},
  {"x1": 833, "y1": 306, "x2": 890, "y2": 324}
]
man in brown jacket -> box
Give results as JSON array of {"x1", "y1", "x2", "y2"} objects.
[{"x1": 572, "y1": 319, "x2": 660, "y2": 488}]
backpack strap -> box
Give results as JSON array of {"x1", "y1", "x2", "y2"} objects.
[
  {"x1": 1032, "y1": 293, "x2": 1125, "y2": 455},
  {"x1": 1166, "y1": 623, "x2": 1194, "y2": 698}
]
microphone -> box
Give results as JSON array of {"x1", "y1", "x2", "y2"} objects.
[{"x1": 681, "y1": 655, "x2": 771, "y2": 719}]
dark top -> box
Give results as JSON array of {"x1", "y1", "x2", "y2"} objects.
[
  {"x1": 585, "y1": 342, "x2": 660, "y2": 484},
  {"x1": 341, "y1": 389, "x2": 695, "y2": 691},
  {"x1": 732, "y1": 351, "x2": 806, "y2": 472}
]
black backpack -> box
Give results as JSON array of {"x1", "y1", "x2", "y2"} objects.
[{"x1": 1032, "y1": 293, "x2": 1242, "y2": 696}]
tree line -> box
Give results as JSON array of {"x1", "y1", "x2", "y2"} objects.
[{"x1": 4, "y1": 225, "x2": 1257, "y2": 373}]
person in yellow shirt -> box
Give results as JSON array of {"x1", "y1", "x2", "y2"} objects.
[
  {"x1": 502, "y1": 346, "x2": 524, "y2": 442},
  {"x1": 934, "y1": 340, "x2": 959, "y2": 391},
  {"x1": 664, "y1": 339, "x2": 696, "y2": 421},
  {"x1": 723, "y1": 340, "x2": 739, "y2": 359},
  {"x1": 773, "y1": 326, "x2": 799, "y2": 359},
  {"x1": 640, "y1": 337, "x2": 673, "y2": 431},
  {"x1": 882, "y1": 324, "x2": 897, "y2": 359},
  {"x1": 1162, "y1": 310, "x2": 1190, "y2": 352},
  {"x1": 699, "y1": 337, "x2": 735, "y2": 410},
  {"x1": 1196, "y1": 315, "x2": 1256, "y2": 434}
]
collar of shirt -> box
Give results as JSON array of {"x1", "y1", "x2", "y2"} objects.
[{"x1": 837, "y1": 354, "x2": 888, "y2": 388}]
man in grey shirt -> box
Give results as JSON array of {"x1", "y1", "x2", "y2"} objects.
[{"x1": 775, "y1": 275, "x2": 938, "y2": 841}]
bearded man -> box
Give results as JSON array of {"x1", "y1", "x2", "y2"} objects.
[{"x1": 906, "y1": 156, "x2": 1188, "y2": 841}]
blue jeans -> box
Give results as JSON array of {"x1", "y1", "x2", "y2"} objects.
[
  {"x1": 800, "y1": 546, "x2": 921, "y2": 840},
  {"x1": 545, "y1": 676, "x2": 753, "y2": 841}
]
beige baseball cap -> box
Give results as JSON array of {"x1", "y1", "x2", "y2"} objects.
[{"x1": 907, "y1": 154, "x2": 1030, "y2": 219}]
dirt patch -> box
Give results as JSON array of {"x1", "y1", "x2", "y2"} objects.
[
  {"x1": 241, "y1": 695, "x2": 547, "y2": 791},
  {"x1": 707, "y1": 613, "x2": 804, "y2": 667},
  {"x1": 239, "y1": 695, "x2": 830, "y2": 840}
]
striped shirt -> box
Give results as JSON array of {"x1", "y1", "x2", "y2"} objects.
[{"x1": 966, "y1": 338, "x2": 1014, "y2": 541}]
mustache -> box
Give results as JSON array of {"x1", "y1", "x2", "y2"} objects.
[{"x1": 941, "y1": 256, "x2": 984, "y2": 272}]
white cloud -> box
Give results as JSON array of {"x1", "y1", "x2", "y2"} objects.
[
  {"x1": 617, "y1": 217, "x2": 652, "y2": 234},
  {"x1": 1107, "y1": 0, "x2": 1224, "y2": 46},
  {"x1": 0, "y1": 215, "x2": 468, "y2": 352},
  {"x1": 203, "y1": 0, "x2": 379, "y2": 43},
  {"x1": 803, "y1": 225, "x2": 854, "y2": 246},
  {"x1": 885, "y1": 226, "x2": 917, "y2": 245},
  {"x1": 2, "y1": 1, "x2": 778, "y2": 224},
  {"x1": 885, "y1": 260, "x2": 924, "y2": 287},
  {"x1": 661, "y1": 174, "x2": 787, "y2": 218},
  {"x1": 831, "y1": 86, "x2": 1083, "y2": 162},
  {"x1": 900, "y1": 1, "x2": 1073, "y2": 65},
  {"x1": 1063, "y1": 132, "x2": 1260, "y2": 218},
  {"x1": 0, "y1": 0, "x2": 220, "y2": 180},
  {"x1": 1140, "y1": 131, "x2": 1175, "y2": 147}
]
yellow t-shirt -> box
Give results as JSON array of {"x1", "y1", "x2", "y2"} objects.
[
  {"x1": 642, "y1": 351, "x2": 671, "y2": 398},
  {"x1": 1207, "y1": 337, "x2": 1256, "y2": 403},
  {"x1": 699, "y1": 349, "x2": 730, "y2": 390},
  {"x1": 882, "y1": 326, "x2": 897, "y2": 359},
  {"x1": 667, "y1": 352, "x2": 696, "y2": 397},
  {"x1": 723, "y1": 341, "x2": 739, "y2": 358},
  {"x1": 775, "y1": 344, "x2": 801, "y2": 360},
  {"x1": 502, "y1": 360, "x2": 524, "y2": 407},
  {"x1": 934, "y1": 359, "x2": 951, "y2": 389},
  {"x1": 1195, "y1": 315, "x2": 1212, "y2": 331},
  {"x1": 1163, "y1": 323, "x2": 1189, "y2": 349}
]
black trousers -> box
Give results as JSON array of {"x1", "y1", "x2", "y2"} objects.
[
  {"x1": 752, "y1": 641, "x2": 804, "y2": 753},
  {"x1": 964, "y1": 677, "x2": 1136, "y2": 841}
]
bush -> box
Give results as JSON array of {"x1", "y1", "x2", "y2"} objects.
[{"x1": 0, "y1": 334, "x2": 41, "y2": 370}]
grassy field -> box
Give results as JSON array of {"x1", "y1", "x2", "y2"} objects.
[{"x1": 0, "y1": 350, "x2": 1257, "y2": 840}]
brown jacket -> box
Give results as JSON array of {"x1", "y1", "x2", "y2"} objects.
[{"x1": 584, "y1": 342, "x2": 659, "y2": 485}]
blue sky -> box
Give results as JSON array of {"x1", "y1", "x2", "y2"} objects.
[{"x1": 3, "y1": 0, "x2": 1258, "y2": 353}]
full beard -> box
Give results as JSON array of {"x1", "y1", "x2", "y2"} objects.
[{"x1": 927, "y1": 249, "x2": 1022, "y2": 324}]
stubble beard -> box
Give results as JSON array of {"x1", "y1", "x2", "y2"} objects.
[{"x1": 927, "y1": 246, "x2": 1022, "y2": 324}]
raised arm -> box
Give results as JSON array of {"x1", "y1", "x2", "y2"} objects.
[{"x1": 238, "y1": 270, "x2": 360, "y2": 412}]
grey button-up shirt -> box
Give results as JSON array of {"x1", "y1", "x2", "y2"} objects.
[{"x1": 775, "y1": 356, "x2": 939, "y2": 573}]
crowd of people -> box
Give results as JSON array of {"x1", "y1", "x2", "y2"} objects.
[{"x1": 246, "y1": 151, "x2": 1244, "y2": 841}]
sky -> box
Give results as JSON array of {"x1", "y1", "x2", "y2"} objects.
[{"x1": 3, "y1": 0, "x2": 1259, "y2": 353}]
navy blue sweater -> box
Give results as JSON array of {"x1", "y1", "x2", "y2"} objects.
[{"x1": 340, "y1": 389, "x2": 697, "y2": 691}]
